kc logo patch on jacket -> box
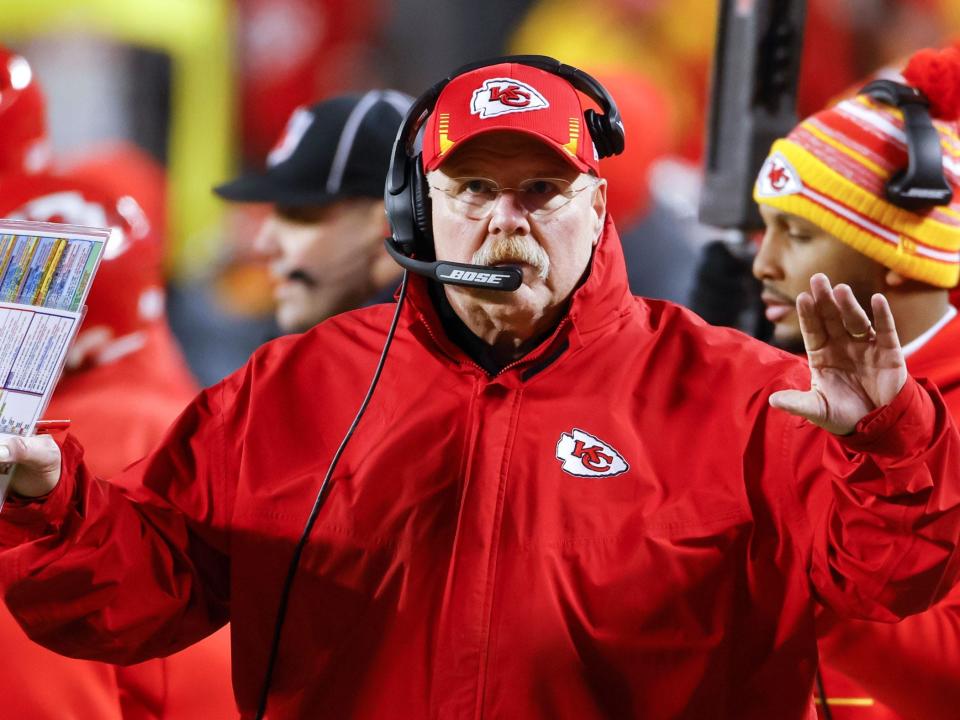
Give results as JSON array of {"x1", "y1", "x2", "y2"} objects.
[
  {"x1": 556, "y1": 429, "x2": 629, "y2": 478},
  {"x1": 471, "y1": 78, "x2": 549, "y2": 118}
]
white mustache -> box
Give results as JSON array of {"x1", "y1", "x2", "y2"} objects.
[{"x1": 471, "y1": 235, "x2": 550, "y2": 281}]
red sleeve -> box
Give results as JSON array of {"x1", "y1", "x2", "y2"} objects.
[
  {"x1": 818, "y1": 583, "x2": 960, "y2": 720},
  {"x1": 784, "y1": 376, "x2": 960, "y2": 621},
  {"x1": 0, "y1": 374, "x2": 239, "y2": 665}
]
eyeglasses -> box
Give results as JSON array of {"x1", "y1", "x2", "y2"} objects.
[{"x1": 428, "y1": 176, "x2": 597, "y2": 219}]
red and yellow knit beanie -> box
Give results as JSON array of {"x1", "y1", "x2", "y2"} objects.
[{"x1": 754, "y1": 47, "x2": 960, "y2": 288}]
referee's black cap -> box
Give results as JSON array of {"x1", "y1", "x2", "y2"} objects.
[{"x1": 214, "y1": 90, "x2": 413, "y2": 207}]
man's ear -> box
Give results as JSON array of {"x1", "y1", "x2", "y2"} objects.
[
  {"x1": 591, "y1": 178, "x2": 607, "y2": 246},
  {"x1": 885, "y1": 268, "x2": 908, "y2": 288}
]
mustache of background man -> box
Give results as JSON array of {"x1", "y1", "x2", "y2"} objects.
[{"x1": 275, "y1": 245, "x2": 376, "y2": 290}]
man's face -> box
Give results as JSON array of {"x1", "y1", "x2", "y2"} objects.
[
  {"x1": 754, "y1": 205, "x2": 886, "y2": 351},
  {"x1": 428, "y1": 132, "x2": 606, "y2": 335},
  {"x1": 253, "y1": 197, "x2": 384, "y2": 332}
]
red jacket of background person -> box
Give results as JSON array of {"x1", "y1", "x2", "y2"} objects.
[
  {"x1": 0, "y1": 46, "x2": 51, "y2": 175},
  {"x1": 0, "y1": 167, "x2": 237, "y2": 719},
  {"x1": 816, "y1": 311, "x2": 960, "y2": 720}
]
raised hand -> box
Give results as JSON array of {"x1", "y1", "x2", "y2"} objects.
[{"x1": 769, "y1": 273, "x2": 907, "y2": 435}]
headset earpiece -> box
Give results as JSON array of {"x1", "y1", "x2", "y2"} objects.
[
  {"x1": 385, "y1": 82, "x2": 443, "y2": 258},
  {"x1": 410, "y1": 155, "x2": 433, "y2": 255},
  {"x1": 605, "y1": 115, "x2": 625, "y2": 156},
  {"x1": 583, "y1": 108, "x2": 624, "y2": 159},
  {"x1": 384, "y1": 163, "x2": 417, "y2": 256},
  {"x1": 859, "y1": 79, "x2": 952, "y2": 210},
  {"x1": 583, "y1": 109, "x2": 607, "y2": 157}
]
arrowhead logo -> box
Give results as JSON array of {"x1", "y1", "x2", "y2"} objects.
[
  {"x1": 556, "y1": 429, "x2": 629, "y2": 478},
  {"x1": 267, "y1": 107, "x2": 314, "y2": 167},
  {"x1": 755, "y1": 152, "x2": 802, "y2": 198},
  {"x1": 471, "y1": 78, "x2": 549, "y2": 119}
]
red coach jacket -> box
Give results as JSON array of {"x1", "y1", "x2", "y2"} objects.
[
  {"x1": 0, "y1": 324, "x2": 235, "y2": 720},
  {"x1": 817, "y1": 310, "x2": 960, "y2": 720},
  {"x1": 2, "y1": 219, "x2": 960, "y2": 720}
]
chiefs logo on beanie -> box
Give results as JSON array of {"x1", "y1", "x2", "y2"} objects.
[{"x1": 754, "y1": 46, "x2": 960, "y2": 288}]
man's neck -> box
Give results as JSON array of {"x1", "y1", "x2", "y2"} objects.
[
  {"x1": 427, "y1": 283, "x2": 564, "y2": 372},
  {"x1": 443, "y1": 286, "x2": 565, "y2": 367},
  {"x1": 370, "y1": 249, "x2": 401, "y2": 293},
  {"x1": 888, "y1": 288, "x2": 951, "y2": 346}
]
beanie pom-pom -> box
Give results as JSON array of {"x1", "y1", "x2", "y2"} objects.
[{"x1": 903, "y1": 47, "x2": 960, "y2": 121}]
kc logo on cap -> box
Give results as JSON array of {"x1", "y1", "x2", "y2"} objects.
[
  {"x1": 421, "y1": 61, "x2": 598, "y2": 174},
  {"x1": 755, "y1": 152, "x2": 803, "y2": 198},
  {"x1": 471, "y1": 78, "x2": 550, "y2": 119}
]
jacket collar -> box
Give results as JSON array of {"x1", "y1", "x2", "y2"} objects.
[
  {"x1": 402, "y1": 215, "x2": 637, "y2": 374},
  {"x1": 907, "y1": 309, "x2": 960, "y2": 386}
]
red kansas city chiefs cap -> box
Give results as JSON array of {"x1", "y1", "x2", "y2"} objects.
[{"x1": 421, "y1": 62, "x2": 599, "y2": 175}]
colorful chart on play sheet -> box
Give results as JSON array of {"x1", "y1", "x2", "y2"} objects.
[
  {"x1": 0, "y1": 231, "x2": 102, "y2": 311},
  {"x1": 0, "y1": 219, "x2": 109, "y2": 509}
]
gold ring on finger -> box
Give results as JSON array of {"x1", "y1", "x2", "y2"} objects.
[{"x1": 848, "y1": 328, "x2": 870, "y2": 339}]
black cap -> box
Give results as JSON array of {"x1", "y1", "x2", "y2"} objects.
[{"x1": 214, "y1": 90, "x2": 413, "y2": 207}]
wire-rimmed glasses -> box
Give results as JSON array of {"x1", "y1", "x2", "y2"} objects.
[{"x1": 429, "y1": 176, "x2": 597, "y2": 220}]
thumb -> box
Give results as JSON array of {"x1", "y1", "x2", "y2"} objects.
[
  {"x1": 0, "y1": 434, "x2": 61, "y2": 469},
  {"x1": 0, "y1": 434, "x2": 62, "y2": 500},
  {"x1": 769, "y1": 388, "x2": 826, "y2": 424}
]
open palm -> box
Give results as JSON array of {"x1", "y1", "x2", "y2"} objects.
[{"x1": 770, "y1": 273, "x2": 907, "y2": 435}]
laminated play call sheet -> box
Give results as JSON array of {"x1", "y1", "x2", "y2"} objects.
[{"x1": 0, "y1": 219, "x2": 108, "y2": 507}]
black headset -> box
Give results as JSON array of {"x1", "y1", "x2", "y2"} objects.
[
  {"x1": 859, "y1": 79, "x2": 953, "y2": 211},
  {"x1": 383, "y1": 54, "x2": 625, "y2": 291}
]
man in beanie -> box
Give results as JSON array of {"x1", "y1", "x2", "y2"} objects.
[
  {"x1": 753, "y1": 46, "x2": 960, "y2": 720},
  {"x1": 3, "y1": 57, "x2": 960, "y2": 719},
  {"x1": 215, "y1": 90, "x2": 412, "y2": 332}
]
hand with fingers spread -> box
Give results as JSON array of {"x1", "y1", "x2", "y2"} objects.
[{"x1": 769, "y1": 273, "x2": 908, "y2": 435}]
